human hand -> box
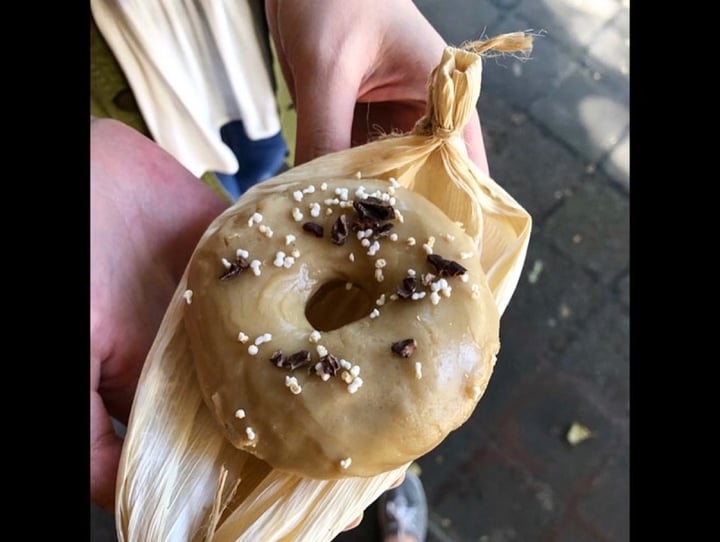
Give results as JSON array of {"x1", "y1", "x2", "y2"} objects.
[
  {"x1": 265, "y1": 0, "x2": 489, "y2": 173},
  {"x1": 90, "y1": 118, "x2": 228, "y2": 512}
]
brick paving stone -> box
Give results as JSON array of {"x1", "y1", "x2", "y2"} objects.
[
  {"x1": 481, "y1": 14, "x2": 577, "y2": 112},
  {"x1": 617, "y1": 272, "x2": 629, "y2": 309},
  {"x1": 479, "y1": 94, "x2": 589, "y2": 221},
  {"x1": 529, "y1": 64, "x2": 629, "y2": 164},
  {"x1": 575, "y1": 450, "x2": 629, "y2": 542},
  {"x1": 585, "y1": 7, "x2": 630, "y2": 95},
  {"x1": 557, "y1": 301, "x2": 629, "y2": 414},
  {"x1": 427, "y1": 443, "x2": 558, "y2": 541},
  {"x1": 541, "y1": 177, "x2": 629, "y2": 284},
  {"x1": 600, "y1": 131, "x2": 629, "y2": 190},
  {"x1": 500, "y1": 238, "x2": 606, "y2": 358},
  {"x1": 414, "y1": 0, "x2": 502, "y2": 47},
  {"x1": 515, "y1": 0, "x2": 620, "y2": 52},
  {"x1": 485, "y1": 369, "x2": 625, "y2": 499}
]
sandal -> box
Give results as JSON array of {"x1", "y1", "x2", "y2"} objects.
[{"x1": 377, "y1": 471, "x2": 428, "y2": 542}]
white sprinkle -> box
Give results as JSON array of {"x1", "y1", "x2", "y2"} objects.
[
  {"x1": 376, "y1": 294, "x2": 386, "y2": 306},
  {"x1": 390, "y1": 294, "x2": 399, "y2": 301},
  {"x1": 283, "y1": 256, "x2": 295, "y2": 268},
  {"x1": 350, "y1": 365, "x2": 361, "y2": 377},
  {"x1": 389, "y1": 197, "x2": 396, "y2": 206},
  {"x1": 340, "y1": 457, "x2": 352, "y2": 469},
  {"x1": 370, "y1": 308, "x2": 380, "y2": 319},
  {"x1": 411, "y1": 292, "x2": 426, "y2": 300},
  {"x1": 293, "y1": 190, "x2": 304, "y2": 202},
  {"x1": 182, "y1": 290, "x2": 193, "y2": 304},
  {"x1": 461, "y1": 274, "x2": 470, "y2": 283},
  {"x1": 250, "y1": 259, "x2": 262, "y2": 276},
  {"x1": 309, "y1": 202, "x2": 321, "y2": 218},
  {"x1": 320, "y1": 373, "x2": 331, "y2": 382},
  {"x1": 395, "y1": 210, "x2": 405, "y2": 223},
  {"x1": 235, "y1": 408, "x2": 246, "y2": 419},
  {"x1": 248, "y1": 345, "x2": 259, "y2": 355},
  {"x1": 258, "y1": 224, "x2": 274, "y2": 238},
  {"x1": 341, "y1": 370, "x2": 353, "y2": 384},
  {"x1": 389, "y1": 177, "x2": 400, "y2": 187},
  {"x1": 325, "y1": 207, "x2": 334, "y2": 216},
  {"x1": 317, "y1": 345, "x2": 328, "y2": 357},
  {"x1": 375, "y1": 259, "x2": 387, "y2": 269},
  {"x1": 335, "y1": 187, "x2": 349, "y2": 201},
  {"x1": 285, "y1": 234, "x2": 295, "y2": 247},
  {"x1": 407, "y1": 237, "x2": 416, "y2": 246},
  {"x1": 273, "y1": 251, "x2": 286, "y2": 267},
  {"x1": 423, "y1": 236, "x2": 436, "y2": 255},
  {"x1": 340, "y1": 359, "x2": 352, "y2": 370},
  {"x1": 367, "y1": 241, "x2": 380, "y2": 256},
  {"x1": 460, "y1": 251, "x2": 474, "y2": 260},
  {"x1": 292, "y1": 208, "x2": 304, "y2": 222},
  {"x1": 355, "y1": 171, "x2": 362, "y2": 179},
  {"x1": 431, "y1": 278, "x2": 449, "y2": 292},
  {"x1": 443, "y1": 233, "x2": 456, "y2": 242},
  {"x1": 236, "y1": 248, "x2": 250, "y2": 259},
  {"x1": 248, "y1": 212, "x2": 263, "y2": 227},
  {"x1": 309, "y1": 330, "x2": 322, "y2": 343},
  {"x1": 349, "y1": 252, "x2": 355, "y2": 262},
  {"x1": 245, "y1": 427, "x2": 256, "y2": 440},
  {"x1": 325, "y1": 198, "x2": 340, "y2": 206},
  {"x1": 375, "y1": 269, "x2": 384, "y2": 282},
  {"x1": 285, "y1": 375, "x2": 302, "y2": 395},
  {"x1": 430, "y1": 291, "x2": 441, "y2": 305},
  {"x1": 320, "y1": 182, "x2": 328, "y2": 190},
  {"x1": 389, "y1": 233, "x2": 398, "y2": 242},
  {"x1": 255, "y1": 333, "x2": 272, "y2": 346},
  {"x1": 381, "y1": 192, "x2": 391, "y2": 202},
  {"x1": 442, "y1": 286, "x2": 453, "y2": 297},
  {"x1": 303, "y1": 184, "x2": 316, "y2": 194},
  {"x1": 407, "y1": 269, "x2": 417, "y2": 278},
  {"x1": 221, "y1": 257, "x2": 232, "y2": 269},
  {"x1": 345, "y1": 282, "x2": 353, "y2": 290},
  {"x1": 415, "y1": 362, "x2": 423, "y2": 379},
  {"x1": 348, "y1": 377, "x2": 363, "y2": 394},
  {"x1": 361, "y1": 239, "x2": 371, "y2": 247},
  {"x1": 355, "y1": 186, "x2": 368, "y2": 199},
  {"x1": 237, "y1": 331, "x2": 249, "y2": 343}
]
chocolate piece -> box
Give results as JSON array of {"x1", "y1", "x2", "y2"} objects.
[
  {"x1": 427, "y1": 254, "x2": 467, "y2": 277},
  {"x1": 270, "y1": 350, "x2": 312, "y2": 371},
  {"x1": 353, "y1": 197, "x2": 395, "y2": 222},
  {"x1": 220, "y1": 256, "x2": 249, "y2": 280},
  {"x1": 318, "y1": 353, "x2": 341, "y2": 376},
  {"x1": 302, "y1": 222, "x2": 324, "y2": 238},
  {"x1": 331, "y1": 214, "x2": 349, "y2": 245},
  {"x1": 396, "y1": 276, "x2": 417, "y2": 299},
  {"x1": 391, "y1": 339, "x2": 417, "y2": 358}
]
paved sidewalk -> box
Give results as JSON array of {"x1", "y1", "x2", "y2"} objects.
[
  {"x1": 338, "y1": 1, "x2": 629, "y2": 541},
  {"x1": 91, "y1": 1, "x2": 629, "y2": 540}
]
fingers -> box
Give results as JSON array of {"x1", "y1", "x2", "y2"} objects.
[
  {"x1": 463, "y1": 109, "x2": 490, "y2": 176},
  {"x1": 293, "y1": 66, "x2": 360, "y2": 165},
  {"x1": 389, "y1": 472, "x2": 406, "y2": 489},
  {"x1": 342, "y1": 512, "x2": 364, "y2": 531},
  {"x1": 90, "y1": 390, "x2": 124, "y2": 513}
]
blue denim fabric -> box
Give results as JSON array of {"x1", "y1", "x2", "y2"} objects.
[{"x1": 214, "y1": 120, "x2": 288, "y2": 201}]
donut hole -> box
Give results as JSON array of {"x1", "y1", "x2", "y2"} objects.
[{"x1": 305, "y1": 279, "x2": 375, "y2": 331}]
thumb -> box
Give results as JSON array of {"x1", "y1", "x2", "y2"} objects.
[
  {"x1": 90, "y1": 390, "x2": 124, "y2": 513},
  {"x1": 292, "y1": 69, "x2": 360, "y2": 165}
]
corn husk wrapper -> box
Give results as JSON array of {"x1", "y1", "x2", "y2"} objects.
[{"x1": 116, "y1": 33, "x2": 533, "y2": 542}]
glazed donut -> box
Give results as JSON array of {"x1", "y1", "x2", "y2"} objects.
[{"x1": 183, "y1": 176, "x2": 500, "y2": 479}]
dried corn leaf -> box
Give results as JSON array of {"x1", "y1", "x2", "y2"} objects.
[{"x1": 116, "y1": 33, "x2": 533, "y2": 542}]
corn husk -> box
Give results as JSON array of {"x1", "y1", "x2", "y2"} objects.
[{"x1": 116, "y1": 33, "x2": 533, "y2": 542}]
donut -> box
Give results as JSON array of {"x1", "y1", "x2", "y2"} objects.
[{"x1": 183, "y1": 176, "x2": 500, "y2": 479}]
